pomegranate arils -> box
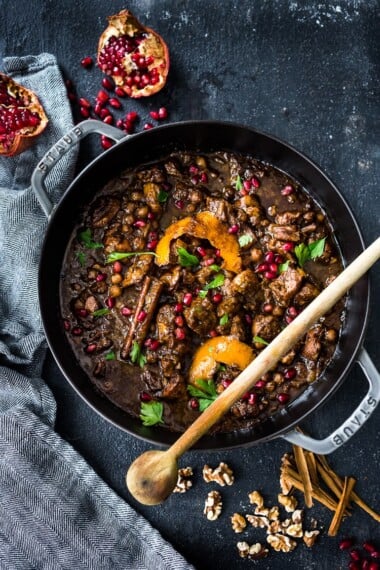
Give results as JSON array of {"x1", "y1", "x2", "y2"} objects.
[
  {"x1": 121, "y1": 306, "x2": 132, "y2": 316},
  {"x1": 281, "y1": 184, "x2": 294, "y2": 196},
  {"x1": 63, "y1": 319, "x2": 71, "y2": 331},
  {"x1": 175, "y1": 303, "x2": 183, "y2": 313},
  {"x1": 80, "y1": 107, "x2": 91, "y2": 118},
  {"x1": 97, "y1": 90, "x2": 109, "y2": 104},
  {"x1": 277, "y1": 392, "x2": 290, "y2": 404},
  {"x1": 350, "y1": 550, "x2": 362, "y2": 562},
  {"x1": 158, "y1": 106, "x2": 168, "y2": 119},
  {"x1": 86, "y1": 343, "x2": 97, "y2": 354},
  {"x1": 103, "y1": 115, "x2": 114, "y2": 125},
  {"x1": 81, "y1": 56, "x2": 93, "y2": 69},
  {"x1": 109, "y1": 97, "x2": 121, "y2": 109},
  {"x1": 284, "y1": 367, "x2": 297, "y2": 380},
  {"x1": 71, "y1": 327, "x2": 83, "y2": 336},
  {"x1": 137, "y1": 310, "x2": 147, "y2": 322},
  {"x1": 228, "y1": 224, "x2": 239, "y2": 234},
  {"x1": 189, "y1": 397, "x2": 199, "y2": 410},
  {"x1": 105, "y1": 296, "x2": 116, "y2": 308},
  {"x1": 113, "y1": 261, "x2": 123, "y2": 273},
  {"x1": 101, "y1": 136, "x2": 113, "y2": 150},
  {"x1": 150, "y1": 110, "x2": 159, "y2": 120},
  {"x1": 126, "y1": 111, "x2": 138, "y2": 122},
  {"x1": 140, "y1": 391, "x2": 152, "y2": 402},
  {"x1": 175, "y1": 328, "x2": 186, "y2": 340},
  {"x1": 364, "y1": 543, "x2": 377, "y2": 554},
  {"x1": 251, "y1": 176, "x2": 260, "y2": 188},
  {"x1": 283, "y1": 241, "x2": 294, "y2": 252},
  {"x1": 183, "y1": 293, "x2": 193, "y2": 306},
  {"x1": 114, "y1": 86, "x2": 126, "y2": 98},
  {"x1": 143, "y1": 122, "x2": 153, "y2": 130},
  {"x1": 102, "y1": 77, "x2": 115, "y2": 91},
  {"x1": 79, "y1": 97, "x2": 91, "y2": 109},
  {"x1": 372, "y1": 553, "x2": 380, "y2": 560},
  {"x1": 339, "y1": 538, "x2": 354, "y2": 551}
]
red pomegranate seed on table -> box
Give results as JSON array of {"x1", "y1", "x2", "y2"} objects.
[
  {"x1": 109, "y1": 97, "x2": 121, "y2": 109},
  {"x1": 364, "y1": 543, "x2": 377, "y2": 554},
  {"x1": 79, "y1": 97, "x2": 91, "y2": 108},
  {"x1": 103, "y1": 115, "x2": 113, "y2": 125},
  {"x1": 371, "y1": 553, "x2": 380, "y2": 560},
  {"x1": 350, "y1": 551, "x2": 362, "y2": 562},
  {"x1": 99, "y1": 107, "x2": 111, "y2": 119},
  {"x1": 81, "y1": 56, "x2": 93, "y2": 69},
  {"x1": 362, "y1": 561, "x2": 371, "y2": 570},
  {"x1": 80, "y1": 107, "x2": 90, "y2": 118},
  {"x1": 101, "y1": 136, "x2": 113, "y2": 150},
  {"x1": 150, "y1": 110, "x2": 159, "y2": 120},
  {"x1": 143, "y1": 123, "x2": 153, "y2": 130},
  {"x1": 94, "y1": 102, "x2": 103, "y2": 116},
  {"x1": 126, "y1": 111, "x2": 138, "y2": 122},
  {"x1": 114, "y1": 86, "x2": 126, "y2": 98},
  {"x1": 158, "y1": 106, "x2": 168, "y2": 119},
  {"x1": 96, "y1": 89, "x2": 109, "y2": 104},
  {"x1": 102, "y1": 77, "x2": 114, "y2": 91},
  {"x1": 369, "y1": 563, "x2": 380, "y2": 570}
]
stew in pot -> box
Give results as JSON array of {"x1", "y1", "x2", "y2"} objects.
[{"x1": 60, "y1": 150, "x2": 344, "y2": 433}]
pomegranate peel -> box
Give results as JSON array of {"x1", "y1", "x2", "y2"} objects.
[
  {"x1": 0, "y1": 72, "x2": 48, "y2": 157},
  {"x1": 97, "y1": 9, "x2": 169, "y2": 98}
]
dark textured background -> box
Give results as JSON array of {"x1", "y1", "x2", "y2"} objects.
[{"x1": 1, "y1": 1, "x2": 379, "y2": 569}]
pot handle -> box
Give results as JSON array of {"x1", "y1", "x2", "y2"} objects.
[
  {"x1": 281, "y1": 348, "x2": 380, "y2": 454},
  {"x1": 31, "y1": 119, "x2": 126, "y2": 218}
]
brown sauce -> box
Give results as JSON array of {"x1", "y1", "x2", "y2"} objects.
[{"x1": 60, "y1": 151, "x2": 344, "y2": 434}]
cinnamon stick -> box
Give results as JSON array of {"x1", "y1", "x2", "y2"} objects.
[
  {"x1": 293, "y1": 445, "x2": 313, "y2": 508},
  {"x1": 328, "y1": 476, "x2": 356, "y2": 537},
  {"x1": 281, "y1": 465, "x2": 342, "y2": 512},
  {"x1": 121, "y1": 275, "x2": 152, "y2": 359}
]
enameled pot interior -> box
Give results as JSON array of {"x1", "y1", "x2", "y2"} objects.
[{"x1": 39, "y1": 121, "x2": 369, "y2": 449}]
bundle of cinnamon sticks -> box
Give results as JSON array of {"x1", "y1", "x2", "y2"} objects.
[{"x1": 281, "y1": 442, "x2": 380, "y2": 537}]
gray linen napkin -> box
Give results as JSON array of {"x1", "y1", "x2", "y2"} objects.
[{"x1": 0, "y1": 53, "x2": 194, "y2": 570}]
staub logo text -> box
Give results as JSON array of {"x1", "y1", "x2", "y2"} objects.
[
  {"x1": 332, "y1": 396, "x2": 377, "y2": 446},
  {"x1": 37, "y1": 126, "x2": 83, "y2": 172}
]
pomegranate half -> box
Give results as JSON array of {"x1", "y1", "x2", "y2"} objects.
[
  {"x1": 97, "y1": 9, "x2": 170, "y2": 98},
  {"x1": 0, "y1": 72, "x2": 48, "y2": 157}
]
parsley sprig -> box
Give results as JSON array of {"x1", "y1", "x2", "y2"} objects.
[
  {"x1": 130, "y1": 341, "x2": 147, "y2": 368},
  {"x1": 92, "y1": 308, "x2": 110, "y2": 318},
  {"x1": 187, "y1": 379, "x2": 218, "y2": 411},
  {"x1": 238, "y1": 234, "x2": 254, "y2": 247},
  {"x1": 253, "y1": 335, "x2": 269, "y2": 346},
  {"x1": 177, "y1": 246, "x2": 199, "y2": 267},
  {"x1": 140, "y1": 401, "x2": 164, "y2": 426},
  {"x1": 199, "y1": 273, "x2": 225, "y2": 299},
  {"x1": 106, "y1": 251, "x2": 156, "y2": 263},
  {"x1": 294, "y1": 237, "x2": 326, "y2": 268},
  {"x1": 78, "y1": 228, "x2": 103, "y2": 249}
]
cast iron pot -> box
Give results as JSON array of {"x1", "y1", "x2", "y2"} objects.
[{"x1": 31, "y1": 119, "x2": 380, "y2": 453}]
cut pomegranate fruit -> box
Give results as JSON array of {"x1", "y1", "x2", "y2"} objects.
[
  {"x1": 97, "y1": 9, "x2": 169, "y2": 98},
  {"x1": 0, "y1": 72, "x2": 48, "y2": 157}
]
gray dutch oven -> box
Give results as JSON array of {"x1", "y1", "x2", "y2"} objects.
[{"x1": 31, "y1": 119, "x2": 380, "y2": 453}]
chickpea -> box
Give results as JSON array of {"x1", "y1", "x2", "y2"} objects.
[
  {"x1": 195, "y1": 156, "x2": 207, "y2": 169},
  {"x1": 316, "y1": 212, "x2": 325, "y2": 222},
  {"x1": 325, "y1": 328, "x2": 338, "y2": 343},
  {"x1": 109, "y1": 285, "x2": 122, "y2": 298},
  {"x1": 273, "y1": 373, "x2": 284, "y2": 385},
  {"x1": 250, "y1": 248, "x2": 262, "y2": 263},
  {"x1": 272, "y1": 306, "x2": 284, "y2": 317},
  {"x1": 111, "y1": 274, "x2": 123, "y2": 284},
  {"x1": 123, "y1": 214, "x2": 134, "y2": 226},
  {"x1": 136, "y1": 205, "x2": 149, "y2": 218},
  {"x1": 130, "y1": 191, "x2": 143, "y2": 201},
  {"x1": 267, "y1": 205, "x2": 277, "y2": 217}
]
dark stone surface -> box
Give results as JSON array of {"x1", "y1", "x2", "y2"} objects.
[{"x1": 1, "y1": 1, "x2": 379, "y2": 569}]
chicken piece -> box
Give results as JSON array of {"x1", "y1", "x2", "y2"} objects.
[
  {"x1": 156, "y1": 305, "x2": 176, "y2": 348},
  {"x1": 229, "y1": 315, "x2": 248, "y2": 342},
  {"x1": 267, "y1": 224, "x2": 301, "y2": 242},
  {"x1": 184, "y1": 297, "x2": 217, "y2": 336},
  {"x1": 205, "y1": 197, "x2": 231, "y2": 223},
  {"x1": 252, "y1": 314, "x2": 282, "y2": 342},
  {"x1": 143, "y1": 182, "x2": 163, "y2": 214},
  {"x1": 161, "y1": 373, "x2": 187, "y2": 399},
  {"x1": 293, "y1": 282, "x2": 320, "y2": 306},
  {"x1": 122, "y1": 255, "x2": 154, "y2": 288},
  {"x1": 159, "y1": 266, "x2": 182, "y2": 290},
  {"x1": 302, "y1": 325, "x2": 323, "y2": 361},
  {"x1": 275, "y1": 211, "x2": 302, "y2": 225},
  {"x1": 85, "y1": 295, "x2": 99, "y2": 313},
  {"x1": 236, "y1": 195, "x2": 263, "y2": 225},
  {"x1": 90, "y1": 196, "x2": 120, "y2": 228}
]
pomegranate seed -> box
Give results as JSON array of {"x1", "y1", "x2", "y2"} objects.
[
  {"x1": 212, "y1": 293, "x2": 223, "y2": 304},
  {"x1": 147, "y1": 240, "x2": 158, "y2": 250},
  {"x1": 101, "y1": 136, "x2": 113, "y2": 150},
  {"x1": 362, "y1": 561, "x2": 371, "y2": 570},
  {"x1": 126, "y1": 111, "x2": 138, "y2": 122},
  {"x1": 137, "y1": 310, "x2": 147, "y2": 323},
  {"x1": 284, "y1": 367, "x2": 297, "y2": 380},
  {"x1": 285, "y1": 315, "x2": 294, "y2": 325},
  {"x1": 228, "y1": 224, "x2": 239, "y2": 234},
  {"x1": 371, "y1": 553, "x2": 380, "y2": 560},
  {"x1": 200, "y1": 172, "x2": 208, "y2": 183},
  {"x1": 85, "y1": 343, "x2": 97, "y2": 354},
  {"x1": 67, "y1": 92, "x2": 77, "y2": 102},
  {"x1": 222, "y1": 379, "x2": 233, "y2": 388},
  {"x1": 175, "y1": 315, "x2": 184, "y2": 327},
  {"x1": 99, "y1": 107, "x2": 111, "y2": 119},
  {"x1": 264, "y1": 251, "x2": 275, "y2": 263},
  {"x1": 76, "y1": 308, "x2": 88, "y2": 318},
  {"x1": 63, "y1": 319, "x2": 71, "y2": 331},
  {"x1": 349, "y1": 564, "x2": 361, "y2": 570},
  {"x1": 105, "y1": 297, "x2": 115, "y2": 308},
  {"x1": 274, "y1": 254, "x2": 284, "y2": 264},
  {"x1": 96, "y1": 90, "x2": 109, "y2": 104},
  {"x1": 209, "y1": 330, "x2": 218, "y2": 337},
  {"x1": 96, "y1": 272, "x2": 107, "y2": 282},
  {"x1": 364, "y1": 543, "x2": 377, "y2": 554},
  {"x1": 81, "y1": 56, "x2": 93, "y2": 69},
  {"x1": 288, "y1": 306, "x2": 298, "y2": 318},
  {"x1": 147, "y1": 212, "x2": 155, "y2": 220},
  {"x1": 116, "y1": 119, "x2": 124, "y2": 129},
  {"x1": 203, "y1": 257, "x2": 215, "y2": 266},
  {"x1": 281, "y1": 184, "x2": 294, "y2": 196},
  {"x1": 71, "y1": 327, "x2": 83, "y2": 336},
  {"x1": 109, "y1": 97, "x2": 121, "y2": 109},
  {"x1": 103, "y1": 115, "x2": 113, "y2": 125},
  {"x1": 175, "y1": 328, "x2": 186, "y2": 340},
  {"x1": 121, "y1": 306, "x2": 132, "y2": 316},
  {"x1": 255, "y1": 380, "x2": 266, "y2": 389},
  {"x1": 248, "y1": 393, "x2": 258, "y2": 405},
  {"x1": 148, "y1": 340, "x2": 160, "y2": 351},
  {"x1": 79, "y1": 97, "x2": 91, "y2": 109},
  {"x1": 94, "y1": 102, "x2": 103, "y2": 116},
  {"x1": 243, "y1": 179, "x2": 252, "y2": 191},
  {"x1": 158, "y1": 107, "x2": 168, "y2": 119},
  {"x1": 113, "y1": 261, "x2": 122, "y2": 273},
  {"x1": 183, "y1": 293, "x2": 193, "y2": 306},
  {"x1": 190, "y1": 175, "x2": 199, "y2": 185},
  {"x1": 133, "y1": 219, "x2": 146, "y2": 228},
  {"x1": 264, "y1": 271, "x2": 277, "y2": 280},
  {"x1": 140, "y1": 391, "x2": 152, "y2": 402},
  {"x1": 175, "y1": 199, "x2": 184, "y2": 209},
  {"x1": 263, "y1": 303, "x2": 273, "y2": 313},
  {"x1": 114, "y1": 86, "x2": 126, "y2": 97},
  {"x1": 351, "y1": 551, "x2": 362, "y2": 562},
  {"x1": 80, "y1": 107, "x2": 90, "y2": 118},
  {"x1": 124, "y1": 120, "x2": 135, "y2": 134},
  {"x1": 215, "y1": 249, "x2": 221, "y2": 258},
  {"x1": 283, "y1": 242, "x2": 294, "y2": 252},
  {"x1": 143, "y1": 123, "x2": 153, "y2": 130},
  {"x1": 101, "y1": 77, "x2": 114, "y2": 91},
  {"x1": 269, "y1": 263, "x2": 278, "y2": 273},
  {"x1": 369, "y1": 563, "x2": 380, "y2": 570},
  {"x1": 189, "y1": 397, "x2": 199, "y2": 410},
  {"x1": 251, "y1": 176, "x2": 260, "y2": 188},
  {"x1": 150, "y1": 110, "x2": 159, "y2": 120},
  {"x1": 245, "y1": 314, "x2": 252, "y2": 324},
  {"x1": 196, "y1": 246, "x2": 207, "y2": 257},
  {"x1": 278, "y1": 393, "x2": 290, "y2": 404},
  {"x1": 242, "y1": 392, "x2": 250, "y2": 400},
  {"x1": 175, "y1": 303, "x2": 183, "y2": 313},
  {"x1": 256, "y1": 262, "x2": 269, "y2": 273}
]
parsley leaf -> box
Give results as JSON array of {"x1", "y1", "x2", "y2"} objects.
[
  {"x1": 253, "y1": 335, "x2": 269, "y2": 346},
  {"x1": 219, "y1": 314, "x2": 229, "y2": 326},
  {"x1": 78, "y1": 228, "x2": 103, "y2": 249},
  {"x1": 278, "y1": 260, "x2": 290, "y2": 273},
  {"x1": 209, "y1": 264, "x2": 221, "y2": 272},
  {"x1": 158, "y1": 189, "x2": 169, "y2": 203},
  {"x1": 106, "y1": 251, "x2": 156, "y2": 263},
  {"x1": 76, "y1": 251, "x2": 86, "y2": 266},
  {"x1": 130, "y1": 341, "x2": 147, "y2": 368},
  {"x1": 92, "y1": 308, "x2": 110, "y2": 318},
  {"x1": 105, "y1": 351, "x2": 116, "y2": 361},
  {"x1": 177, "y1": 246, "x2": 199, "y2": 267},
  {"x1": 187, "y1": 379, "x2": 218, "y2": 411},
  {"x1": 235, "y1": 175, "x2": 243, "y2": 191},
  {"x1": 238, "y1": 234, "x2": 254, "y2": 247},
  {"x1": 294, "y1": 237, "x2": 326, "y2": 267},
  {"x1": 140, "y1": 401, "x2": 164, "y2": 426},
  {"x1": 198, "y1": 272, "x2": 225, "y2": 298}
]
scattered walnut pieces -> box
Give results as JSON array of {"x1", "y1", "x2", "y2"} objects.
[
  {"x1": 278, "y1": 493, "x2": 298, "y2": 512},
  {"x1": 267, "y1": 533, "x2": 297, "y2": 553},
  {"x1": 236, "y1": 541, "x2": 268, "y2": 560},
  {"x1": 202, "y1": 462, "x2": 234, "y2": 486},
  {"x1": 303, "y1": 530, "x2": 320, "y2": 547},
  {"x1": 248, "y1": 490, "x2": 264, "y2": 508},
  {"x1": 246, "y1": 514, "x2": 269, "y2": 529},
  {"x1": 204, "y1": 490, "x2": 223, "y2": 521},
  {"x1": 173, "y1": 466, "x2": 193, "y2": 493},
  {"x1": 230, "y1": 513, "x2": 247, "y2": 533}
]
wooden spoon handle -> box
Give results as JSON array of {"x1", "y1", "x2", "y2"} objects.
[{"x1": 169, "y1": 237, "x2": 380, "y2": 459}]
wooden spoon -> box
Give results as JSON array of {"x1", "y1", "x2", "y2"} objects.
[{"x1": 126, "y1": 237, "x2": 380, "y2": 505}]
